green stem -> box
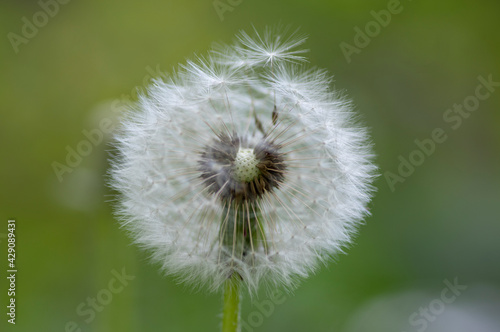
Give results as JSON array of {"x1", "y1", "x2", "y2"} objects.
[{"x1": 221, "y1": 274, "x2": 241, "y2": 332}]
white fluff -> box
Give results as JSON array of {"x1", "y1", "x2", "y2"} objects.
[{"x1": 110, "y1": 28, "x2": 377, "y2": 293}]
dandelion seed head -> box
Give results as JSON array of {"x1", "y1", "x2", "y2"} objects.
[{"x1": 110, "y1": 28, "x2": 377, "y2": 293}]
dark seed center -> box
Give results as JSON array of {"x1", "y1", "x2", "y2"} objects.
[{"x1": 198, "y1": 133, "x2": 286, "y2": 203}]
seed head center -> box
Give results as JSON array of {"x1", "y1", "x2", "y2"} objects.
[
  {"x1": 234, "y1": 148, "x2": 260, "y2": 182},
  {"x1": 198, "y1": 133, "x2": 286, "y2": 203}
]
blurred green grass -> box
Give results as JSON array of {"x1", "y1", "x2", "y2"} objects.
[{"x1": 1, "y1": 0, "x2": 499, "y2": 331}]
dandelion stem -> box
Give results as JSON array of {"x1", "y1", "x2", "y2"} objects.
[{"x1": 221, "y1": 274, "x2": 242, "y2": 332}]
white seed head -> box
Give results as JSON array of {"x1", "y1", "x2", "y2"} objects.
[{"x1": 110, "y1": 27, "x2": 377, "y2": 293}]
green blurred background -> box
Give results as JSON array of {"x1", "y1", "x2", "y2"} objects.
[{"x1": 1, "y1": 0, "x2": 499, "y2": 331}]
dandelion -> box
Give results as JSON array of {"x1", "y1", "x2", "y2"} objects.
[{"x1": 110, "y1": 27, "x2": 376, "y2": 331}]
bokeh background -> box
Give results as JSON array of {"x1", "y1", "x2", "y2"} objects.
[{"x1": 1, "y1": 0, "x2": 499, "y2": 331}]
